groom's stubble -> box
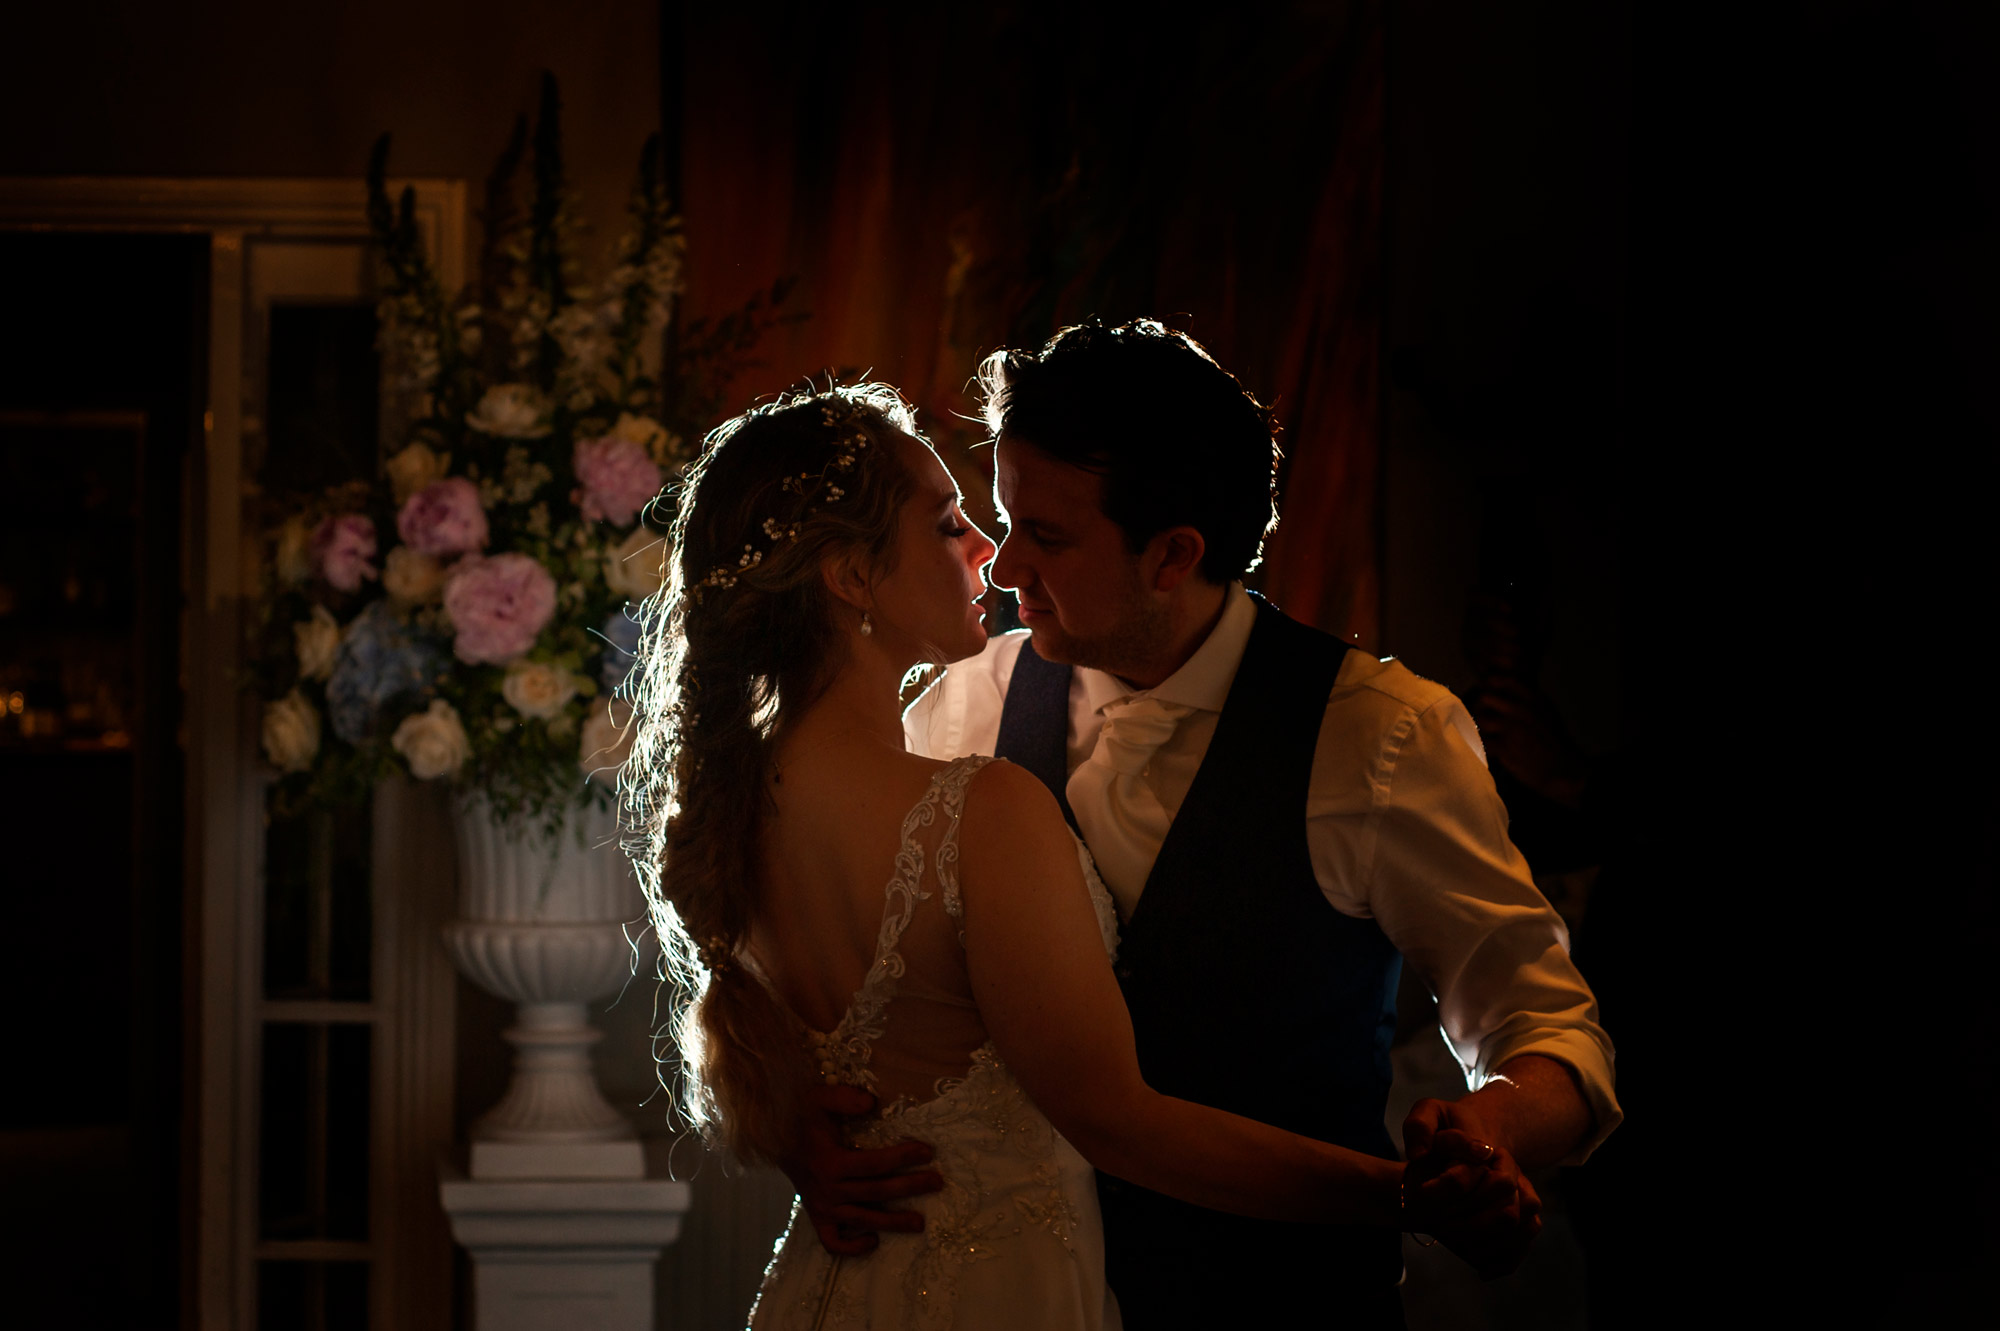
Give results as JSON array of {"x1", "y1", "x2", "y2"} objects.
[{"x1": 1023, "y1": 562, "x2": 1173, "y2": 685}]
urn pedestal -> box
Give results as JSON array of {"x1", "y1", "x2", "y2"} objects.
[
  {"x1": 439, "y1": 797, "x2": 689, "y2": 1331},
  {"x1": 445, "y1": 796, "x2": 648, "y2": 1179}
]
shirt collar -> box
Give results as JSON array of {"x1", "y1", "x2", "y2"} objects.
[{"x1": 1078, "y1": 581, "x2": 1255, "y2": 715}]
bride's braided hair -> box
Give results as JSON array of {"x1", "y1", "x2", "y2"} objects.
[{"x1": 621, "y1": 382, "x2": 918, "y2": 1163}]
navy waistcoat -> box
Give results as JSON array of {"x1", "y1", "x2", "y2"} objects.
[{"x1": 996, "y1": 599, "x2": 1405, "y2": 1315}]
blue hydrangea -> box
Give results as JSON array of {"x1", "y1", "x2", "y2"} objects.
[
  {"x1": 324, "y1": 601, "x2": 446, "y2": 744},
  {"x1": 598, "y1": 605, "x2": 644, "y2": 693}
]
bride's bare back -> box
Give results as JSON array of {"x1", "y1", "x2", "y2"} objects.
[{"x1": 749, "y1": 738, "x2": 996, "y2": 1109}]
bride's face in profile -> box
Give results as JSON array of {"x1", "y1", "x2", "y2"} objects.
[{"x1": 867, "y1": 432, "x2": 998, "y2": 665}]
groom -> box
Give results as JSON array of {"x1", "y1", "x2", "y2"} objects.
[{"x1": 799, "y1": 320, "x2": 1619, "y2": 1325}]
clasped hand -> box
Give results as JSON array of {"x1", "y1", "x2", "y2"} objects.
[{"x1": 1401, "y1": 1099, "x2": 1544, "y2": 1280}]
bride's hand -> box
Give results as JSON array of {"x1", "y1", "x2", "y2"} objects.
[
  {"x1": 780, "y1": 1083, "x2": 945, "y2": 1257},
  {"x1": 1400, "y1": 1129, "x2": 1543, "y2": 1280}
]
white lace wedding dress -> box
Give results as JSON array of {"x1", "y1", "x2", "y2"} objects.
[{"x1": 749, "y1": 756, "x2": 1124, "y2": 1330}]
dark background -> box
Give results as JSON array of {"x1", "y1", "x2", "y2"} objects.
[
  {"x1": 1570, "y1": 4, "x2": 1994, "y2": 1321},
  {"x1": 1, "y1": 1, "x2": 1993, "y2": 1324},
  {"x1": 0, "y1": 233, "x2": 205, "y2": 1326}
]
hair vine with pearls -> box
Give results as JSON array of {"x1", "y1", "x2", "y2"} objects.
[{"x1": 688, "y1": 398, "x2": 876, "y2": 600}]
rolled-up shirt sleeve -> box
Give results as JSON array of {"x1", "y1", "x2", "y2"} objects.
[{"x1": 1308, "y1": 663, "x2": 1622, "y2": 1161}]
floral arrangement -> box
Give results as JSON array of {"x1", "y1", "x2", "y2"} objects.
[{"x1": 252, "y1": 77, "x2": 797, "y2": 829}]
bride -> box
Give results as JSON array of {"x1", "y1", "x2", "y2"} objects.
[{"x1": 621, "y1": 384, "x2": 1522, "y2": 1329}]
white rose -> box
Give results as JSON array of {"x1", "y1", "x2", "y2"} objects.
[
  {"x1": 579, "y1": 697, "x2": 634, "y2": 774},
  {"x1": 293, "y1": 605, "x2": 342, "y2": 682},
  {"x1": 261, "y1": 690, "x2": 320, "y2": 773},
  {"x1": 385, "y1": 441, "x2": 450, "y2": 503},
  {"x1": 382, "y1": 545, "x2": 446, "y2": 604},
  {"x1": 391, "y1": 698, "x2": 471, "y2": 780},
  {"x1": 604, "y1": 526, "x2": 668, "y2": 598},
  {"x1": 501, "y1": 660, "x2": 582, "y2": 721},
  {"x1": 465, "y1": 383, "x2": 553, "y2": 439},
  {"x1": 275, "y1": 517, "x2": 314, "y2": 587}
]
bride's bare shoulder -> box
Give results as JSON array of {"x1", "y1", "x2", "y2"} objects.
[
  {"x1": 959, "y1": 760, "x2": 1072, "y2": 860},
  {"x1": 963, "y1": 756, "x2": 1054, "y2": 805}
]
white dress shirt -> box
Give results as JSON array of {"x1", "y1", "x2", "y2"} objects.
[{"x1": 904, "y1": 582, "x2": 1621, "y2": 1159}]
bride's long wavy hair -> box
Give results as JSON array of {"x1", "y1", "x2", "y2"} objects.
[{"x1": 621, "y1": 383, "x2": 918, "y2": 1163}]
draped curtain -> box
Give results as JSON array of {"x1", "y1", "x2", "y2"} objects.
[{"x1": 674, "y1": 1, "x2": 1381, "y2": 643}]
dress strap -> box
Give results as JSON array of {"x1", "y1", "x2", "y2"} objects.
[{"x1": 934, "y1": 755, "x2": 990, "y2": 937}]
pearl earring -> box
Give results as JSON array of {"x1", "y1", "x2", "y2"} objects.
[{"x1": 859, "y1": 611, "x2": 873, "y2": 637}]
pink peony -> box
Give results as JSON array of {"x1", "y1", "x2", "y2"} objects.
[
  {"x1": 572, "y1": 435, "x2": 664, "y2": 527},
  {"x1": 310, "y1": 513, "x2": 379, "y2": 592},
  {"x1": 443, "y1": 553, "x2": 558, "y2": 665},
  {"x1": 397, "y1": 477, "x2": 490, "y2": 557}
]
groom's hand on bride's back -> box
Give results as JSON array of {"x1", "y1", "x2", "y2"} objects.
[{"x1": 781, "y1": 1083, "x2": 945, "y2": 1257}]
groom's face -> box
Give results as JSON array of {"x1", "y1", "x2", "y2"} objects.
[{"x1": 989, "y1": 435, "x2": 1167, "y2": 674}]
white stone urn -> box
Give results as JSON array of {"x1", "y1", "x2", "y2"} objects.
[{"x1": 445, "y1": 795, "x2": 647, "y2": 1179}]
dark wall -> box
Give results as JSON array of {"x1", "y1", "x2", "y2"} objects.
[
  {"x1": 1659, "y1": 8, "x2": 1992, "y2": 1314},
  {"x1": 1388, "y1": 0, "x2": 1995, "y2": 1321},
  {"x1": 1384, "y1": 0, "x2": 1630, "y2": 736},
  {"x1": 2, "y1": 1, "x2": 661, "y2": 243}
]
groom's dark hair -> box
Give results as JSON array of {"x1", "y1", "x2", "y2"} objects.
[{"x1": 976, "y1": 318, "x2": 1281, "y2": 582}]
